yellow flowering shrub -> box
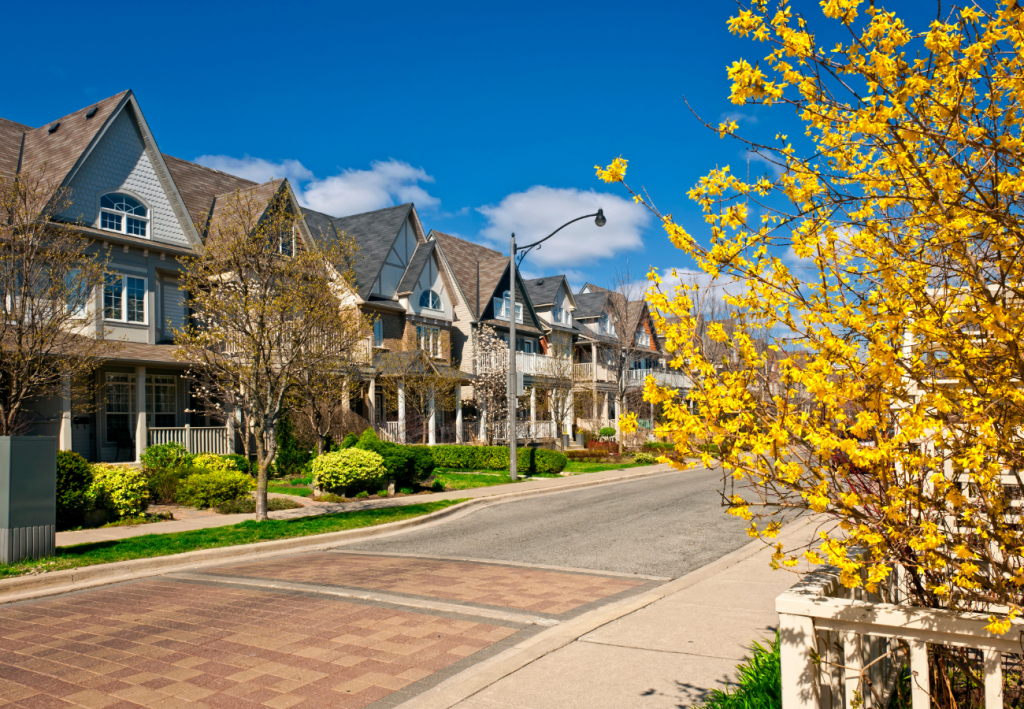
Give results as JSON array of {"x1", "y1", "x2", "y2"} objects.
[
  {"x1": 600, "y1": 1, "x2": 1024, "y2": 630},
  {"x1": 90, "y1": 464, "x2": 149, "y2": 519}
]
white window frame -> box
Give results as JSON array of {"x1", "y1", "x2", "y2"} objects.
[
  {"x1": 279, "y1": 224, "x2": 296, "y2": 257},
  {"x1": 636, "y1": 330, "x2": 651, "y2": 347},
  {"x1": 417, "y1": 325, "x2": 442, "y2": 357},
  {"x1": 146, "y1": 375, "x2": 177, "y2": 428},
  {"x1": 494, "y1": 291, "x2": 523, "y2": 323},
  {"x1": 104, "y1": 373, "x2": 135, "y2": 444},
  {"x1": 419, "y1": 289, "x2": 442, "y2": 312},
  {"x1": 103, "y1": 273, "x2": 148, "y2": 324},
  {"x1": 99, "y1": 192, "x2": 150, "y2": 238}
]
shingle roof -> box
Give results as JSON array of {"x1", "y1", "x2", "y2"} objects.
[
  {"x1": 163, "y1": 154, "x2": 256, "y2": 228},
  {"x1": 477, "y1": 256, "x2": 510, "y2": 313},
  {"x1": 324, "y1": 203, "x2": 415, "y2": 299},
  {"x1": 20, "y1": 91, "x2": 129, "y2": 190},
  {"x1": 573, "y1": 290, "x2": 610, "y2": 319},
  {"x1": 429, "y1": 231, "x2": 503, "y2": 319},
  {"x1": 522, "y1": 277, "x2": 562, "y2": 306},
  {"x1": 0, "y1": 118, "x2": 29, "y2": 179},
  {"x1": 398, "y1": 241, "x2": 434, "y2": 294}
]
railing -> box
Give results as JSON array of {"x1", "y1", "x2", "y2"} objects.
[
  {"x1": 573, "y1": 362, "x2": 593, "y2": 381},
  {"x1": 492, "y1": 420, "x2": 558, "y2": 441},
  {"x1": 778, "y1": 565, "x2": 1022, "y2": 709},
  {"x1": 375, "y1": 421, "x2": 401, "y2": 443},
  {"x1": 478, "y1": 351, "x2": 568, "y2": 376},
  {"x1": 148, "y1": 426, "x2": 231, "y2": 454},
  {"x1": 626, "y1": 368, "x2": 692, "y2": 389}
]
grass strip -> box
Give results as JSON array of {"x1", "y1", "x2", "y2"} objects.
[
  {"x1": 563, "y1": 461, "x2": 650, "y2": 473},
  {"x1": 268, "y1": 484, "x2": 313, "y2": 497},
  {"x1": 0, "y1": 499, "x2": 466, "y2": 580},
  {"x1": 434, "y1": 472, "x2": 516, "y2": 490},
  {"x1": 697, "y1": 633, "x2": 780, "y2": 709}
]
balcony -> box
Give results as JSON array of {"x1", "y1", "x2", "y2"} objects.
[
  {"x1": 478, "y1": 351, "x2": 568, "y2": 376},
  {"x1": 626, "y1": 368, "x2": 692, "y2": 390}
]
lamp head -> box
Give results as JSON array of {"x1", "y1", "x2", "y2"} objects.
[{"x1": 595, "y1": 208, "x2": 607, "y2": 227}]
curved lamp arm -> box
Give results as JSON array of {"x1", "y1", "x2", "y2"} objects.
[{"x1": 516, "y1": 209, "x2": 606, "y2": 266}]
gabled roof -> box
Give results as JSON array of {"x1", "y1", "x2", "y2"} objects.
[
  {"x1": 0, "y1": 118, "x2": 30, "y2": 178},
  {"x1": 428, "y1": 230, "x2": 503, "y2": 319},
  {"x1": 326, "y1": 203, "x2": 418, "y2": 299},
  {"x1": 19, "y1": 91, "x2": 129, "y2": 189},
  {"x1": 574, "y1": 290, "x2": 612, "y2": 319},
  {"x1": 397, "y1": 240, "x2": 435, "y2": 294},
  {"x1": 163, "y1": 154, "x2": 256, "y2": 228},
  {"x1": 522, "y1": 275, "x2": 577, "y2": 309},
  {"x1": 203, "y1": 179, "x2": 288, "y2": 246}
]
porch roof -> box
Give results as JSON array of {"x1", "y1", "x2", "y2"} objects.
[{"x1": 103, "y1": 342, "x2": 188, "y2": 367}]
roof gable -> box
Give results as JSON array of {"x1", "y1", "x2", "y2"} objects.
[
  {"x1": 163, "y1": 154, "x2": 256, "y2": 229},
  {"x1": 428, "y1": 230, "x2": 503, "y2": 319},
  {"x1": 0, "y1": 117, "x2": 30, "y2": 179},
  {"x1": 478, "y1": 259, "x2": 545, "y2": 331},
  {"x1": 330, "y1": 203, "x2": 419, "y2": 300}
]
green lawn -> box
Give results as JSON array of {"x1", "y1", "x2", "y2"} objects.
[
  {"x1": 434, "y1": 472, "x2": 516, "y2": 490},
  {"x1": 563, "y1": 461, "x2": 652, "y2": 474},
  {"x1": 0, "y1": 500, "x2": 466, "y2": 580},
  {"x1": 268, "y1": 484, "x2": 313, "y2": 497}
]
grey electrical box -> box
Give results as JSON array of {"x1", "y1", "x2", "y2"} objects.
[{"x1": 0, "y1": 436, "x2": 57, "y2": 563}]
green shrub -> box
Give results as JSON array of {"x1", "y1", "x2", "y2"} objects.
[
  {"x1": 377, "y1": 489, "x2": 389, "y2": 497},
  {"x1": 430, "y1": 445, "x2": 565, "y2": 474},
  {"x1": 598, "y1": 426, "x2": 617, "y2": 438},
  {"x1": 399, "y1": 487, "x2": 414, "y2": 495},
  {"x1": 192, "y1": 453, "x2": 235, "y2": 473},
  {"x1": 274, "y1": 417, "x2": 310, "y2": 477},
  {"x1": 634, "y1": 452, "x2": 656, "y2": 465},
  {"x1": 354, "y1": 431, "x2": 430, "y2": 487},
  {"x1": 311, "y1": 449, "x2": 387, "y2": 494},
  {"x1": 430, "y1": 479, "x2": 445, "y2": 492},
  {"x1": 215, "y1": 497, "x2": 302, "y2": 514},
  {"x1": 146, "y1": 466, "x2": 191, "y2": 504},
  {"x1": 527, "y1": 448, "x2": 568, "y2": 474},
  {"x1": 141, "y1": 442, "x2": 192, "y2": 471},
  {"x1": 221, "y1": 454, "x2": 252, "y2": 474},
  {"x1": 698, "y1": 633, "x2": 780, "y2": 709},
  {"x1": 340, "y1": 433, "x2": 359, "y2": 449},
  {"x1": 407, "y1": 445, "x2": 436, "y2": 481},
  {"x1": 643, "y1": 441, "x2": 675, "y2": 451},
  {"x1": 56, "y1": 451, "x2": 94, "y2": 530},
  {"x1": 176, "y1": 469, "x2": 255, "y2": 509},
  {"x1": 355, "y1": 490, "x2": 369, "y2": 499},
  {"x1": 91, "y1": 464, "x2": 149, "y2": 519},
  {"x1": 357, "y1": 427, "x2": 379, "y2": 446}
]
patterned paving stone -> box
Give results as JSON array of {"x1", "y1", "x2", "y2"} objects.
[
  {"x1": 204, "y1": 553, "x2": 646, "y2": 616},
  {"x1": 0, "y1": 579, "x2": 519, "y2": 709}
]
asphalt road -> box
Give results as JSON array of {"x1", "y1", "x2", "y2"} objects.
[{"x1": 346, "y1": 466, "x2": 752, "y2": 578}]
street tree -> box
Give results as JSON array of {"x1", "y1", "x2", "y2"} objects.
[
  {"x1": 0, "y1": 167, "x2": 115, "y2": 435},
  {"x1": 599, "y1": 1, "x2": 1024, "y2": 637},
  {"x1": 176, "y1": 183, "x2": 355, "y2": 520},
  {"x1": 534, "y1": 332, "x2": 577, "y2": 450},
  {"x1": 376, "y1": 332, "x2": 461, "y2": 444}
]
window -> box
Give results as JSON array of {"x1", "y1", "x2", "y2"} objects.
[
  {"x1": 516, "y1": 338, "x2": 536, "y2": 353},
  {"x1": 419, "y1": 289, "x2": 442, "y2": 311},
  {"x1": 100, "y1": 193, "x2": 148, "y2": 237},
  {"x1": 494, "y1": 291, "x2": 523, "y2": 323},
  {"x1": 599, "y1": 313, "x2": 615, "y2": 335},
  {"x1": 373, "y1": 319, "x2": 384, "y2": 347},
  {"x1": 66, "y1": 270, "x2": 90, "y2": 317},
  {"x1": 635, "y1": 330, "x2": 651, "y2": 347},
  {"x1": 552, "y1": 306, "x2": 571, "y2": 326},
  {"x1": 417, "y1": 325, "x2": 442, "y2": 357},
  {"x1": 279, "y1": 224, "x2": 295, "y2": 257},
  {"x1": 105, "y1": 373, "x2": 134, "y2": 444},
  {"x1": 146, "y1": 375, "x2": 176, "y2": 427},
  {"x1": 103, "y1": 274, "x2": 147, "y2": 323}
]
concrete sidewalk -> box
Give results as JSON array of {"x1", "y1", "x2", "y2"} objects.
[
  {"x1": 56, "y1": 464, "x2": 687, "y2": 547},
  {"x1": 402, "y1": 515, "x2": 819, "y2": 709}
]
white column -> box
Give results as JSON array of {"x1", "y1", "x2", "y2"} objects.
[
  {"x1": 565, "y1": 388, "x2": 574, "y2": 436},
  {"x1": 591, "y1": 343, "x2": 598, "y2": 382},
  {"x1": 58, "y1": 374, "x2": 72, "y2": 452},
  {"x1": 529, "y1": 387, "x2": 536, "y2": 438},
  {"x1": 480, "y1": 401, "x2": 487, "y2": 441},
  {"x1": 134, "y1": 366, "x2": 146, "y2": 462},
  {"x1": 398, "y1": 380, "x2": 406, "y2": 444},
  {"x1": 601, "y1": 391, "x2": 609, "y2": 423},
  {"x1": 455, "y1": 387, "x2": 463, "y2": 444},
  {"x1": 428, "y1": 388, "x2": 436, "y2": 445},
  {"x1": 225, "y1": 399, "x2": 236, "y2": 454},
  {"x1": 367, "y1": 378, "x2": 376, "y2": 427}
]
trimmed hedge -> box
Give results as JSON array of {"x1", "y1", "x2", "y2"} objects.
[
  {"x1": 56, "y1": 451, "x2": 94, "y2": 530},
  {"x1": 312, "y1": 449, "x2": 387, "y2": 494},
  {"x1": 430, "y1": 445, "x2": 567, "y2": 474},
  {"x1": 141, "y1": 442, "x2": 193, "y2": 471},
  {"x1": 176, "y1": 469, "x2": 255, "y2": 509},
  {"x1": 634, "y1": 452, "x2": 656, "y2": 464},
  {"x1": 354, "y1": 428, "x2": 434, "y2": 488}
]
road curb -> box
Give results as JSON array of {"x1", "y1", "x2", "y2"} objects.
[
  {"x1": 393, "y1": 516, "x2": 815, "y2": 709},
  {"x1": 0, "y1": 463, "x2": 689, "y2": 605}
]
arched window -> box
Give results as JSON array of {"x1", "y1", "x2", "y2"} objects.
[
  {"x1": 419, "y1": 289, "x2": 442, "y2": 310},
  {"x1": 100, "y1": 193, "x2": 149, "y2": 237}
]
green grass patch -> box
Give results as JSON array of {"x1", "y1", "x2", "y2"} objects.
[
  {"x1": 0, "y1": 499, "x2": 466, "y2": 580},
  {"x1": 563, "y1": 461, "x2": 650, "y2": 474},
  {"x1": 268, "y1": 484, "x2": 313, "y2": 497},
  {"x1": 697, "y1": 633, "x2": 780, "y2": 709},
  {"x1": 433, "y1": 472, "x2": 517, "y2": 490}
]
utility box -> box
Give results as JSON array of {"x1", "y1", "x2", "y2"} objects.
[{"x1": 0, "y1": 436, "x2": 57, "y2": 563}]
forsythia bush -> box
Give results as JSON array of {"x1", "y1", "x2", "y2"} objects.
[
  {"x1": 312, "y1": 449, "x2": 387, "y2": 493},
  {"x1": 91, "y1": 464, "x2": 149, "y2": 519},
  {"x1": 175, "y1": 469, "x2": 255, "y2": 509},
  {"x1": 193, "y1": 453, "x2": 235, "y2": 474},
  {"x1": 141, "y1": 442, "x2": 193, "y2": 470}
]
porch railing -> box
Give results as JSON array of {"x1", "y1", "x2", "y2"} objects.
[
  {"x1": 492, "y1": 420, "x2": 558, "y2": 441},
  {"x1": 148, "y1": 426, "x2": 231, "y2": 455},
  {"x1": 478, "y1": 351, "x2": 568, "y2": 376},
  {"x1": 573, "y1": 362, "x2": 593, "y2": 381},
  {"x1": 375, "y1": 421, "x2": 401, "y2": 443},
  {"x1": 778, "y1": 565, "x2": 1021, "y2": 709}
]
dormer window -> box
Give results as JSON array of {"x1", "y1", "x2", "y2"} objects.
[
  {"x1": 599, "y1": 313, "x2": 615, "y2": 335},
  {"x1": 636, "y1": 330, "x2": 651, "y2": 347},
  {"x1": 100, "y1": 193, "x2": 148, "y2": 237},
  {"x1": 495, "y1": 290, "x2": 523, "y2": 323},
  {"x1": 419, "y1": 289, "x2": 442, "y2": 311},
  {"x1": 552, "y1": 306, "x2": 571, "y2": 326}
]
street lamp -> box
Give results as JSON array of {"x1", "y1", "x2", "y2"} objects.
[{"x1": 507, "y1": 208, "x2": 606, "y2": 481}]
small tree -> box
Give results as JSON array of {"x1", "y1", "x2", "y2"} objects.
[
  {"x1": 176, "y1": 184, "x2": 354, "y2": 520},
  {"x1": 0, "y1": 167, "x2": 115, "y2": 434},
  {"x1": 377, "y1": 336, "x2": 461, "y2": 444},
  {"x1": 471, "y1": 323, "x2": 510, "y2": 444},
  {"x1": 534, "y1": 332, "x2": 577, "y2": 450}
]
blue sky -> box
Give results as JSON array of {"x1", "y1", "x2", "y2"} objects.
[{"x1": 2, "y1": 0, "x2": 928, "y2": 292}]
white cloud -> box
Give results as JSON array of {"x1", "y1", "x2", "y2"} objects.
[
  {"x1": 720, "y1": 111, "x2": 758, "y2": 125},
  {"x1": 477, "y1": 186, "x2": 649, "y2": 268},
  {"x1": 194, "y1": 154, "x2": 314, "y2": 184},
  {"x1": 303, "y1": 159, "x2": 440, "y2": 216},
  {"x1": 192, "y1": 156, "x2": 441, "y2": 218}
]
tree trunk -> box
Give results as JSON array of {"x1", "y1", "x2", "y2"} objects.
[
  {"x1": 617, "y1": 394, "x2": 624, "y2": 457},
  {"x1": 317, "y1": 437, "x2": 325, "y2": 456}
]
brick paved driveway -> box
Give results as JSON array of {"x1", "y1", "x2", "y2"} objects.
[{"x1": 0, "y1": 554, "x2": 659, "y2": 708}]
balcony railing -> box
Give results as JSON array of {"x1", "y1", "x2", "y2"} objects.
[
  {"x1": 626, "y1": 368, "x2": 692, "y2": 389},
  {"x1": 478, "y1": 351, "x2": 570, "y2": 376},
  {"x1": 492, "y1": 420, "x2": 558, "y2": 441},
  {"x1": 148, "y1": 425, "x2": 231, "y2": 454},
  {"x1": 573, "y1": 362, "x2": 593, "y2": 381}
]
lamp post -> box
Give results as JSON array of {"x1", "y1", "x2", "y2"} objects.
[{"x1": 508, "y1": 208, "x2": 607, "y2": 481}]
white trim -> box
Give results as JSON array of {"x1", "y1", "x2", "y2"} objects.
[
  {"x1": 103, "y1": 273, "x2": 148, "y2": 325},
  {"x1": 98, "y1": 191, "x2": 151, "y2": 238}
]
